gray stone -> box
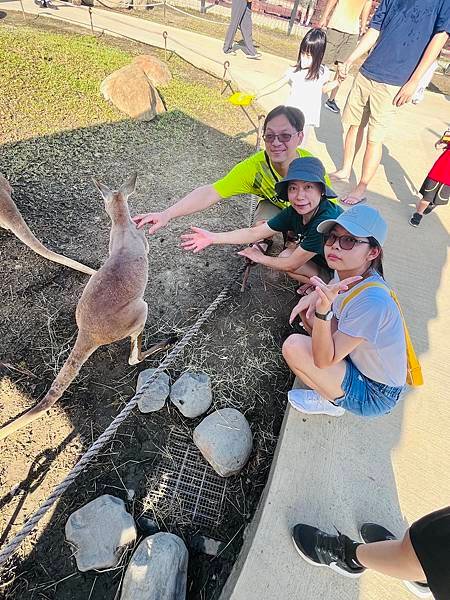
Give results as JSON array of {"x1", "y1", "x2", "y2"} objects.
[
  {"x1": 170, "y1": 372, "x2": 212, "y2": 418},
  {"x1": 65, "y1": 494, "x2": 136, "y2": 572},
  {"x1": 193, "y1": 408, "x2": 253, "y2": 477},
  {"x1": 120, "y1": 533, "x2": 188, "y2": 600},
  {"x1": 137, "y1": 368, "x2": 170, "y2": 413}
]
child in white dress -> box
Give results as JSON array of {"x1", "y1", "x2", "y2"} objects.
[{"x1": 285, "y1": 28, "x2": 339, "y2": 146}]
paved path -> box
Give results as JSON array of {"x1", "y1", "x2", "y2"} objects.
[{"x1": 3, "y1": 3, "x2": 450, "y2": 598}]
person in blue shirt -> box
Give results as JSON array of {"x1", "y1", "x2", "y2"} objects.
[{"x1": 330, "y1": 0, "x2": 450, "y2": 206}]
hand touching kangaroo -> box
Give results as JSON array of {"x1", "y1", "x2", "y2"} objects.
[
  {"x1": 0, "y1": 173, "x2": 174, "y2": 440},
  {"x1": 0, "y1": 174, "x2": 95, "y2": 276}
]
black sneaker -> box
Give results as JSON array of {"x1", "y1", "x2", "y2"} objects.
[
  {"x1": 359, "y1": 523, "x2": 431, "y2": 598},
  {"x1": 325, "y1": 99, "x2": 340, "y2": 113},
  {"x1": 409, "y1": 212, "x2": 423, "y2": 227},
  {"x1": 292, "y1": 524, "x2": 364, "y2": 578}
]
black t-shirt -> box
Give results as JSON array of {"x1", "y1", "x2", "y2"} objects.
[{"x1": 267, "y1": 200, "x2": 343, "y2": 269}]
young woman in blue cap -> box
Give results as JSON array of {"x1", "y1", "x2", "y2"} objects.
[
  {"x1": 180, "y1": 156, "x2": 342, "y2": 286},
  {"x1": 284, "y1": 204, "x2": 407, "y2": 418}
]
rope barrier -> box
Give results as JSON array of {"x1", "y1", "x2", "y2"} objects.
[{"x1": 0, "y1": 267, "x2": 247, "y2": 568}]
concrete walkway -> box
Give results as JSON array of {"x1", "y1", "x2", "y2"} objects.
[{"x1": 4, "y1": 3, "x2": 450, "y2": 598}]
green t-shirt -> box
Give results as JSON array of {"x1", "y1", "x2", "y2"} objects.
[
  {"x1": 212, "y1": 148, "x2": 336, "y2": 209},
  {"x1": 267, "y1": 200, "x2": 343, "y2": 269}
]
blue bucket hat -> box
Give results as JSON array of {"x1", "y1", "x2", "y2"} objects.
[
  {"x1": 275, "y1": 156, "x2": 336, "y2": 201},
  {"x1": 317, "y1": 204, "x2": 388, "y2": 247}
]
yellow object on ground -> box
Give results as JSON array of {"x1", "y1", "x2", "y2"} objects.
[{"x1": 228, "y1": 92, "x2": 255, "y2": 106}]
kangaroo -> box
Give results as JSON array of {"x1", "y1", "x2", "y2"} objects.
[
  {"x1": 0, "y1": 173, "x2": 174, "y2": 440},
  {"x1": 0, "y1": 173, "x2": 95, "y2": 276}
]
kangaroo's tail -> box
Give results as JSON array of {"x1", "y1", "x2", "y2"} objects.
[
  {"x1": 1, "y1": 192, "x2": 96, "y2": 276},
  {"x1": 0, "y1": 334, "x2": 97, "y2": 440}
]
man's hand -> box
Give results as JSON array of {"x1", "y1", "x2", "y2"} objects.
[
  {"x1": 237, "y1": 245, "x2": 264, "y2": 263},
  {"x1": 132, "y1": 211, "x2": 170, "y2": 235},
  {"x1": 337, "y1": 62, "x2": 351, "y2": 81},
  {"x1": 393, "y1": 79, "x2": 418, "y2": 106},
  {"x1": 311, "y1": 275, "x2": 363, "y2": 314},
  {"x1": 435, "y1": 140, "x2": 448, "y2": 150},
  {"x1": 180, "y1": 226, "x2": 215, "y2": 253},
  {"x1": 318, "y1": 18, "x2": 328, "y2": 29}
]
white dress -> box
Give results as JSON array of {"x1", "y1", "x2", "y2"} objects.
[{"x1": 285, "y1": 65, "x2": 330, "y2": 128}]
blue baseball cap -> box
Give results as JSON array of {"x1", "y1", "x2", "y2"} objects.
[
  {"x1": 317, "y1": 204, "x2": 388, "y2": 246},
  {"x1": 275, "y1": 156, "x2": 336, "y2": 201}
]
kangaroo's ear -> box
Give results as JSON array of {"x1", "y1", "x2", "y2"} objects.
[
  {"x1": 93, "y1": 178, "x2": 113, "y2": 201},
  {"x1": 119, "y1": 172, "x2": 138, "y2": 199}
]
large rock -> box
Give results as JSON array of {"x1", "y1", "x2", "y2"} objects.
[
  {"x1": 120, "y1": 533, "x2": 188, "y2": 600},
  {"x1": 170, "y1": 372, "x2": 212, "y2": 418},
  {"x1": 65, "y1": 495, "x2": 136, "y2": 572},
  {"x1": 137, "y1": 368, "x2": 170, "y2": 413},
  {"x1": 193, "y1": 408, "x2": 253, "y2": 477},
  {"x1": 132, "y1": 55, "x2": 172, "y2": 87},
  {"x1": 100, "y1": 64, "x2": 165, "y2": 121}
]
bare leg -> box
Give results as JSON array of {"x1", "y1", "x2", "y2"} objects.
[
  {"x1": 357, "y1": 531, "x2": 427, "y2": 583},
  {"x1": 282, "y1": 334, "x2": 347, "y2": 400},
  {"x1": 331, "y1": 123, "x2": 365, "y2": 181},
  {"x1": 328, "y1": 70, "x2": 340, "y2": 102},
  {"x1": 416, "y1": 198, "x2": 431, "y2": 215},
  {"x1": 342, "y1": 140, "x2": 382, "y2": 204},
  {"x1": 129, "y1": 332, "x2": 175, "y2": 365}
]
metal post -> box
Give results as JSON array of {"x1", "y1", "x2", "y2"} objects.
[
  {"x1": 256, "y1": 113, "x2": 265, "y2": 151},
  {"x1": 287, "y1": 0, "x2": 300, "y2": 35},
  {"x1": 19, "y1": 0, "x2": 26, "y2": 20},
  {"x1": 163, "y1": 31, "x2": 168, "y2": 61},
  {"x1": 163, "y1": 0, "x2": 166, "y2": 21},
  {"x1": 200, "y1": 0, "x2": 206, "y2": 13},
  {"x1": 88, "y1": 7, "x2": 94, "y2": 35},
  {"x1": 221, "y1": 60, "x2": 230, "y2": 93}
]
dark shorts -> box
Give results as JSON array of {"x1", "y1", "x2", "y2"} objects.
[
  {"x1": 420, "y1": 177, "x2": 450, "y2": 206},
  {"x1": 334, "y1": 359, "x2": 404, "y2": 417},
  {"x1": 323, "y1": 28, "x2": 359, "y2": 65},
  {"x1": 410, "y1": 506, "x2": 450, "y2": 600}
]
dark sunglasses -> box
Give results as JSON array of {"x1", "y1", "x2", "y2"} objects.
[
  {"x1": 324, "y1": 232, "x2": 370, "y2": 250},
  {"x1": 263, "y1": 132, "x2": 300, "y2": 144}
]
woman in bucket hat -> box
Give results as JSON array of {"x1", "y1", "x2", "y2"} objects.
[
  {"x1": 284, "y1": 204, "x2": 407, "y2": 418},
  {"x1": 181, "y1": 157, "x2": 342, "y2": 286}
]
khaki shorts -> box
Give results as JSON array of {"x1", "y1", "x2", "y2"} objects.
[
  {"x1": 323, "y1": 28, "x2": 359, "y2": 65},
  {"x1": 342, "y1": 72, "x2": 400, "y2": 144},
  {"x1": 253, "y1": 199, "x2": 282, "y2": 224}
]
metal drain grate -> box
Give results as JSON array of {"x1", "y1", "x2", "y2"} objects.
[{"x1": 143, "y1": 432, "x2": 227, "y2": 528}]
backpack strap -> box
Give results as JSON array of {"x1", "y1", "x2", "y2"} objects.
[{"x1": 339, "y1": 282, "x2": 423, "y2": 387}]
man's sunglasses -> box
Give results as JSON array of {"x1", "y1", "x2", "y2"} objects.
[
  {"x1": 262, "y1": 132, "x2": 300, "y2": 144},
  {"x1": 324, "y1": 232, "x2": 370, "y2": 251}
]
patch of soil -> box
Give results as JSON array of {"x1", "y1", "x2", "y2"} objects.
[{"x1": 0, "y1": 21, "x2": 297, "y2": 600}]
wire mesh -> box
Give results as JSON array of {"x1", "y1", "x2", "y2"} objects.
[{"x1": 143, "y1": 431, "x2": 227, "y2": 528}]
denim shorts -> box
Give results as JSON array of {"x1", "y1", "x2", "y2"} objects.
[{"x1": 334, "y1": 359, "x2": 404, "y2": 417}]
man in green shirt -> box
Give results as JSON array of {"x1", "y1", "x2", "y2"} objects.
[
  {"x1": 181, "y1": 157, "x2": 342, "y2": 287},
  {"x1": 133, "y1": 106, "x2": 336, "y2": 234}
]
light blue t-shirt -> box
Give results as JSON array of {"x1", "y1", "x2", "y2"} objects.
[{"x1": 332, "y1": 272, "x2": 407, "y2": 387}]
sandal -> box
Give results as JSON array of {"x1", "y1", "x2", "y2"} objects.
[{"x1": 339, "y1": 194, "x2": 367, "y2": 206}]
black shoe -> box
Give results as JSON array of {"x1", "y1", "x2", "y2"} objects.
[
  {"x1": 423, "y1": 203, "x2": 435, "y2": 215},
  {"x1": 409, "y1": 212, "x2": 423, "y2": 227},
  {"x1": 223, "y1": 48, "x2": 237, "y2": 55},
  {"x1": 292, "y1": 524, "x2": 364, "y2": 578},
  {"x1": 325, "y1": 99, "x2": 340, "y2": 113},
  {"x1": 359, "y1": 523, "x2": 431, "y2": 598}
]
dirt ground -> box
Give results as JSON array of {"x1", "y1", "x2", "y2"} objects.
[{"x1": 0, "y1": 17, "x2": 297, "y2": 600}]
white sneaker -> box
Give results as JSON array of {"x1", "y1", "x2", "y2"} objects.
[{"x1": 288, "y1": 389, "x2": 345, "y2": 416}]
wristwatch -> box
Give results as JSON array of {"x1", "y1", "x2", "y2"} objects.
[{"x1": 315, "y1": 310, "x2": 333, "y2": 321}]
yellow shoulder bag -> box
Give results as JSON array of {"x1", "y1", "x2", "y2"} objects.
[{"x1": 340, "y1": 282, "x2": 424, "y2": 387}]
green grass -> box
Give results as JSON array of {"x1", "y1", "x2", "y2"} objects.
[{"x1": 0, "y1": 18, "x2": 256, "y2": 143}]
